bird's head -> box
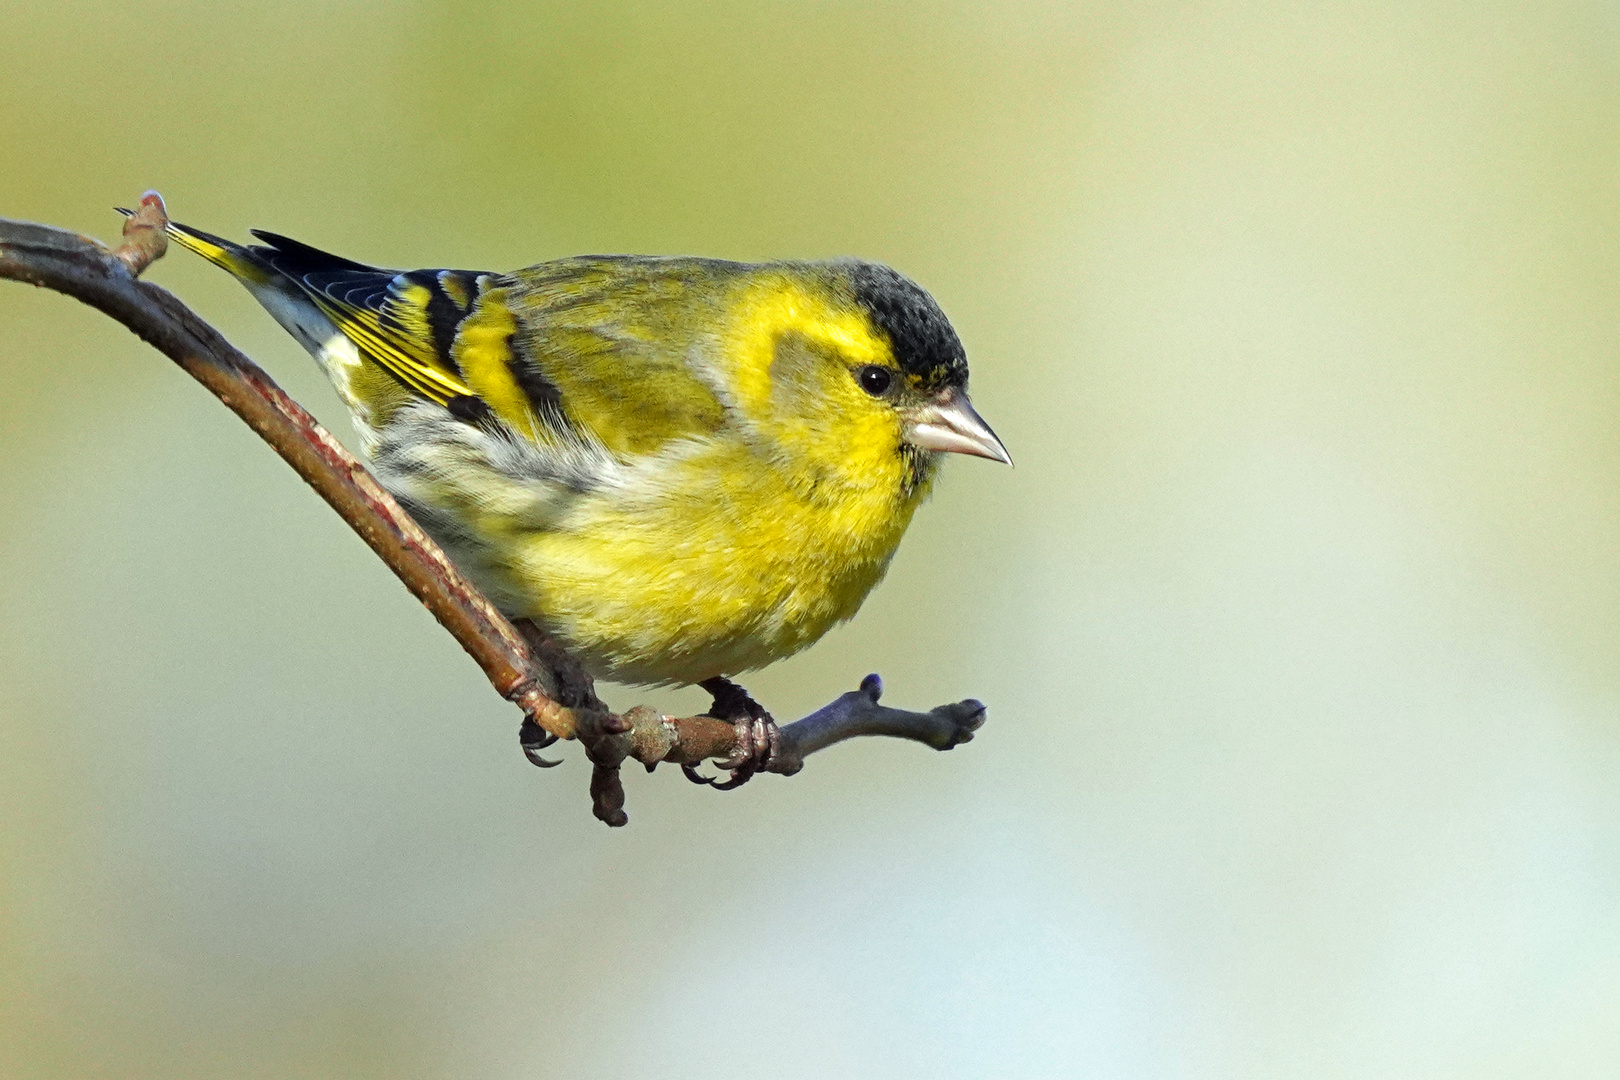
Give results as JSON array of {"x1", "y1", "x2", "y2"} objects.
[{"x1": 724, "y1": 260, "x2": 1010, "y2": 503}]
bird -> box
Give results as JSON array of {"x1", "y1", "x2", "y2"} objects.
[{"x1": 149, "y1": 216, "x2": 1010, "y2": 780}]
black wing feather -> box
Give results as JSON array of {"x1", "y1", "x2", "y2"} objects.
[{"x1": 247, "y1": 231, "x2": 491, "y2": 393}]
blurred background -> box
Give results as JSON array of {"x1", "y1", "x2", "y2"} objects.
[{"x1": 3, "y1": 1, "x2": 1618, "y2": 1076}]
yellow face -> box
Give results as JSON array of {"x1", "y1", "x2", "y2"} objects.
[{"x1": 717, "y1": 273, "x2": 925, "y2": 504}]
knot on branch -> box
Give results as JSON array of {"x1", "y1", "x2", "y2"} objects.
[{"x1": 112, "y1": 191, "x2": 168, "y2": 277}]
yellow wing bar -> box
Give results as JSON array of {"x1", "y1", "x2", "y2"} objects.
[
  {"x1": 161, "y1": 220, "x2": 563, "y2": 447},
  {"x1": 305, "y1": 285, "x2": 471, "y2": 405}
]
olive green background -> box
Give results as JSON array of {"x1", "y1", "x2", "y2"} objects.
[{"x1": 3, "y1": 2, "x2": 1618, "y2": 1077}]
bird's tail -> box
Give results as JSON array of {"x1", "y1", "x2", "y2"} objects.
[
  {"x1": 115, "y1": 209, "x2": 383, "y2": 417},
  {"x1": 115, "y1": 208, "x2": 277, "y2": 286}
]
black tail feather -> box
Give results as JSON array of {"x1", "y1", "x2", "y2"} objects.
[{"x1": 248, "y1": 229, "x2": 384, "y2": 275}]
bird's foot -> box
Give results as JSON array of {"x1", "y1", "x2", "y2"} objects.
[
  {"x1": 519, "y1": 717, "x2": 563, "y2": 768},
  {"x1": 681, "y1": 677, "x2": 780, "y2": 790},
  {"x1": 512, "y1": 618, "x2": 602, "y2": 710},
  {"x1": 512, "y1": 618, "x2": 606, "y2": 767}
]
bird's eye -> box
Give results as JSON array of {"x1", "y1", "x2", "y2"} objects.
[{"x1": 857, "y1": 365, "x2": 894, "y2": 396}]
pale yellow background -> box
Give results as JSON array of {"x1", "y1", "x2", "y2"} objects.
[{"x1": 3, "y1": 2, "x2": 1618, "y2": 1077}]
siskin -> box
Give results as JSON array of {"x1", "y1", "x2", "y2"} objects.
[{"x1": 160, "y1": 221, "x2": 1009, "y2": 690}]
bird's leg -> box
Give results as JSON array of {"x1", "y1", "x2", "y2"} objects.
[
  {"x1": 512, "y1": 618, "x2": 604, "y2": 767},
  {"x1": 511, "y1": 619, "x2": 602, "y2": 711},
  {"x1": 683, "y1": 676, "x2": 780, "y2": 790}
]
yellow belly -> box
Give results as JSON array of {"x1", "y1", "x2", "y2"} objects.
[{"x1": 496, "y1": 440, "x2": 927, "y2": 685}]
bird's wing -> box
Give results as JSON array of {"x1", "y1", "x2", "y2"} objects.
[
  {"x1": 160, "y1": 222, "x2": 562, "y2": 444},
  {"x1": 501, "y1": 257, "x2": 735, "y2": 458},
  {"x1": 247, "y1": 230, "x2": 574, "y2": 443},
  {"x1": 253, "y1": 236, "x2": 469, "y2": 404},
  {"x1": 162, "y1": 224, "x2": 733, "y2": 457}
]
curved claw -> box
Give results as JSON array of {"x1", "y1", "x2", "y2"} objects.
[
  {"x1": 693, "y1": 679, "x2": 780, "y2": 792},
  {"x1": 523, "y1": 746, "x2": 564, "y2": 768},
  {"x1": 709, "y1": 766, "x2": 757, "y2": 791},
  {"x1": 681, "y1": 763, "x2": 718, "y2": 786},
  {"x1": 519, "y1": 719, "x2": 564, "y2": 768},
  {"x1": 519, "y1": 718, "x2": 555, "y2": 747}
]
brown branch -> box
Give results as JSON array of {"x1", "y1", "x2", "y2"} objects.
[{"x1": 0, "y1": 199, "x2": 988, "y2": 826}]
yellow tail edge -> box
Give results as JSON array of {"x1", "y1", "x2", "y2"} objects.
[{"x1": 113, "y1": 208, "x2": 271, "y2": 284}]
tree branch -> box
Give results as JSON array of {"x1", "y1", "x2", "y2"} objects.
[{"x1": 0, "y1": 199, "x2": 988, "y2": 826}]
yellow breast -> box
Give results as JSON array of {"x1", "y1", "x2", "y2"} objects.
[{"x1": 500, "y1": 434, "x2": 930, "y2": 686}]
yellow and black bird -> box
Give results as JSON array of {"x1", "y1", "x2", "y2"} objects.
[{"x1": 155, "y1": 217, "x2": 1008, "y2": 773}]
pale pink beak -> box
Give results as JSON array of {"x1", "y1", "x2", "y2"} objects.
[{"x1": 902, "y1": 388, "x2": 1012, "y2": 465}]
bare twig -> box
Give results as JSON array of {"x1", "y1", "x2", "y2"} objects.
[{"x1": 0, "y1": 200, "x2": 988, "y2": 826}]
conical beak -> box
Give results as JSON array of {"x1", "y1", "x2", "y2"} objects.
[{"x1": 902, "y1": 388, "x2": 1012, "y2": 465}]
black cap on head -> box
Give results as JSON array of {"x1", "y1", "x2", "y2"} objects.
[{"x1": 845, "y1": 262, "x2": 969, "y2": 391}]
